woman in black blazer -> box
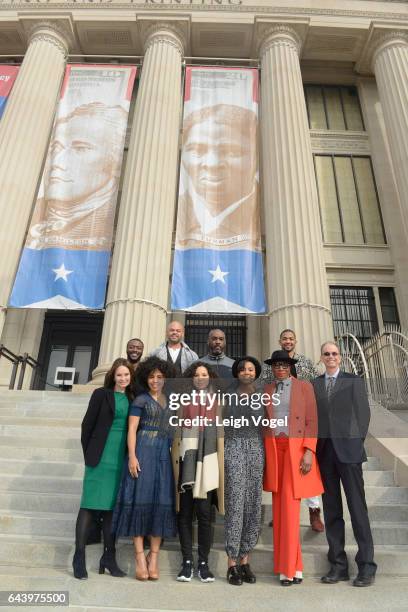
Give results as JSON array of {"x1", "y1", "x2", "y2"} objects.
[{"x1": 72, "y1": 358, "x2": 133, "y2": 580}]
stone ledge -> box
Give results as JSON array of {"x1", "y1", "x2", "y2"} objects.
[{"x1": 367, "y1": 399, "x2": 408, "y2": 487}]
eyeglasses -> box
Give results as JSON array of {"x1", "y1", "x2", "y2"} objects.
[
  {"x1": 272, "y1": 363, "x2": 290, "y2": 369},
  {"x1": 323, "y1": 352, "x2": 339, "y2": 357}
]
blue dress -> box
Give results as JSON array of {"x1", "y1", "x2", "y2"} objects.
[{"x1": 112, "y1": 392, "x2": 177, "y2": 538}]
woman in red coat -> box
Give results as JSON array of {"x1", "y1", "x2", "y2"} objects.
[{"x1": 263, "y1": 350, "x2": 323, "y2": 586}]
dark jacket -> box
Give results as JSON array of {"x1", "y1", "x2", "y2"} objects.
[
  {"x1": 312, "y1": 371, "x2": 370, "y2": 464},
  {"x1": 81, "y1": 387, "x2": 126, "y2": 467}
]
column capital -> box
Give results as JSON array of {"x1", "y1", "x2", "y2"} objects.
[
  {"x1": 21, "y1": 18, "x2": 74, "y2": 58},
  {"x1": 138, "y1": 18, "x2": 189, "y2": 57},
  {"x1": 255, "y1": 18, "x2": 309, "y2": 60},
  {"x1": 356, "y1": 21, "x2": 408, "y2": 75}
]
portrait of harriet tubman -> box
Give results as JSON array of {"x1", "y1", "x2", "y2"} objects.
[{"x1": 176, "y1": 103, "x2": 260, "y2": 251}]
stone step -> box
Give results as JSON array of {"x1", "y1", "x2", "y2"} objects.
[
  {"x1": 0, "y1": 405, "x2": 87, "y2": 418},
  {"x1": 0, "y1": 567, "x2": 407, "y2": 612},
  {"x1": 0, "y1": 435, "x2": 79, "y2": 449},
  {"x1": 0, "y1": 390, "x2": 90, "y2": 401},
  {"x1": 0, "y1": 458, "x2": 85, "y2": 478},
  {"x1": 0, "y1": 456, "x2": 391, "y2": 485},
  {"x1": 1, "y1": 485, "x2": 407, "y2": 525},
  {"x1": 0, "y1": 415, "x2": 81, "y2": 427},
  {"x1": 0, "y1": 444, "x2": 82, "y2": 462},
  {"x1": 1, "y1": 510, "x2": 407, "y2": 546},
  {"x1": 0, "y1": 446, "x2": 383, "y2": 475},
  {"x1": 0, "y1": 535, "x2": 407, "y2": 576},
  {"x1": 1, "y1": 472, "x2": 406, "y2": 503},
  {"x1": 0, "y1": 424, "x2": 79, "y2": 438}
]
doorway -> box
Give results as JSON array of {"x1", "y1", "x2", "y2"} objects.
[{"x1": 34, "y1": 312, "x2": 104, "y2": 390}]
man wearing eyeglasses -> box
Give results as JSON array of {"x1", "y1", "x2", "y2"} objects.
[{"x1": 312, "y1": 342, "x2": 376, "y2": 587}]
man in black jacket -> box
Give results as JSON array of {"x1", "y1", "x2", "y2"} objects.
[{"x1": 312, "y1": 341, "x2": 377, "y2": 587}]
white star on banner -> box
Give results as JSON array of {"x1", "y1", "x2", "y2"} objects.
[
  {"x1": 209, "y1": 265, "x2": 229, "y2": 284},
  {"x1": 52, "y1": 263, "x2": 73, "y2": 282}
]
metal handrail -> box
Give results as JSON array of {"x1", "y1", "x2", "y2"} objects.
[
  {"x1": 335, "y1": 332, "x2": 372, "y2": 396},
  {"x1": 0, "y1": 344, "x2": 40, "y2": 390}
]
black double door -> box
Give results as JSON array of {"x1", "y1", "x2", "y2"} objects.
[{"x1": 35, "y1": 312, "x2": 104, "y2": 390}]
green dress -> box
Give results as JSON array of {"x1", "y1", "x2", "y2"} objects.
[{"x1": 80, "y1": 391, "x2": 129, "y2": 510}]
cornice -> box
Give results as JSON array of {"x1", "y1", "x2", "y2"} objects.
[{"x1": 0, "y1": 3, "x2": 407, "y2": 23}]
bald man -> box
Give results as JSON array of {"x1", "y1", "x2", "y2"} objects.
[
  {"x1": 150, "y1": 320, "x2": 198, "y2": 375},
  {"x1": 200, "y1": 328, "x2": 234, "y2": 379}
]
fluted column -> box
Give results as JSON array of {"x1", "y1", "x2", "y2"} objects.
[
  {"x1": 0, "y1": 22, "x2": 70, "y2": 339},
  {"x1": 370, "y1": 31, "x2": 408, "y2": 236},
  {"x1": 259, "y1": 25, "x2": 332, "y2": 360},
  {"x1": 94, "y1": 23, "x2": 185, "y2": 380}
]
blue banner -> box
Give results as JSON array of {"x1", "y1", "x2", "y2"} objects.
[
  {"x1": 9, "y1": 248, "x2": 110, "y2": 309},
  {"x1": 172, "y1": 249, "x2": 265, "y2": 313},
  {"x1": 171, "y1": 67, "x2": 265, "y2": 313},
  {"x1": 9, "y1": 65, "x2": 136, "y2": 309}
]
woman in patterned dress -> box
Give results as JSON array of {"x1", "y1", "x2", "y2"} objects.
[
  {"x1": 112, "y1": 357, "x2": 177, "y2": 581},
  {"x1": 224, "y1": 356, "x2": 264, "y2": 586}
]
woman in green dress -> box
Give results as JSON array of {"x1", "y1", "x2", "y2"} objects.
[{"x1": 72, "y1": 358, "x2": 133, "y2": 580}]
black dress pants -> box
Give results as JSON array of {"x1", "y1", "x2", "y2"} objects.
[
  {"x1": 319, "y1": 440, "x2": 377, "y2": 576},
  {"x1": 178, "y1": 489, "x2": 213, "y2": 563}
]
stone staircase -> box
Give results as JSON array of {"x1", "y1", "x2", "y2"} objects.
[{"x1": 1, "y1": 390, "x2": 408, "y2": 611}]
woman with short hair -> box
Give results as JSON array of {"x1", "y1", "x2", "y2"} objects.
[{"x1": 224, "y1": 356, "x2": 264, "y2": 586}]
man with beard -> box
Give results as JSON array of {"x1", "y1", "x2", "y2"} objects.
[
  {"x1": 200, "y1": 329, "x2": 234, "y2": 380},
  {"x1": 126, "y1": 338, "x2": 144, "y2": 396}
]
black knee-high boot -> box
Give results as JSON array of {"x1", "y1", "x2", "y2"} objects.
[
  {"x1": 99, "y1": 511, "x2": 126, "y2": 577},
  {"x1": 73, "y1": 508, "x2": 93, "y2": 579}
]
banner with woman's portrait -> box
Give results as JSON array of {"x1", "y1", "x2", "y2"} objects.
[
  {"x1": 171, "y1": 67, "x2": 265, "y2": 313},
  {"x1": 9, "y1": 64, "x2": 136, "y2": 309}
]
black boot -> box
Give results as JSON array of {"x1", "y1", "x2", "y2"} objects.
[
  {"x1": 99, "y1": 547, "x2": 126, "y2": 577},
  {"x1": 72, "y1": 550, "x2": 88, "y2": 580}
]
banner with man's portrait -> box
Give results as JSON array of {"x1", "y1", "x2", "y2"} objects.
[
  {"x1": 9, "y1": 65, "x2": 136, "y2": 309},
  {"x1": 171, "y1": 67, "x2": 266, "y2": 313},
  {"x1": 0, "y1": 66, "x2": 19, "y2": 118}
]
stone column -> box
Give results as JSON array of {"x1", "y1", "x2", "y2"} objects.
[
  {"x1": 369, "y1": 30, "x2": 408, "y2": 237},
  {"x1": 0, "y1": 21, "x2": 70, "y2": 340},
  {"x1": 259, "y1": 24, "x2": 332, "y2": 361},
  {"x1": 94, "y1": 23, "x2": 185, "y2": 381}
]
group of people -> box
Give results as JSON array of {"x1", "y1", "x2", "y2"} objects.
[{"x1": 72, "y1": 322, "x2": 377, "y2": 589}]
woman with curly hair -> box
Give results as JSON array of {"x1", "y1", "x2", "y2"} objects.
[
  {"x1": 73, "y1": 357, "x2": 133, "y2": 580},
  {"x1": 112, "y1": 356, "x2": 177, "y2": 581}
]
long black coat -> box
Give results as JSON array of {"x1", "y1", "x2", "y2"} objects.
[
  {"x1": 312, "y1": 371, "x2": 370, "y2": 464},
  {"x1": 81, "y1": 387, "x2": 121, "y2": 467}
]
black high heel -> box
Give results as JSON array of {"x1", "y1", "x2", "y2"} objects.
[
  {"x1": 72, "y1": 550, "x2": 88, "y2": 580},
  {"x1": 99, "y1": 547, "x2": 126, "y2": 577}
]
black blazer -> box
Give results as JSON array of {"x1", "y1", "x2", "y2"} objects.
[
  {"x1": 81, "y1": 387, "x2": 126, "y2": 467},
  {"x1": 312, "y1": 371, "x2": 370, "y2": 464}
]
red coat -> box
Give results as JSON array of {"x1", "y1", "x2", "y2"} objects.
[{"x1": 263, "y1": 378, "x2": 324, "y2": 500}]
